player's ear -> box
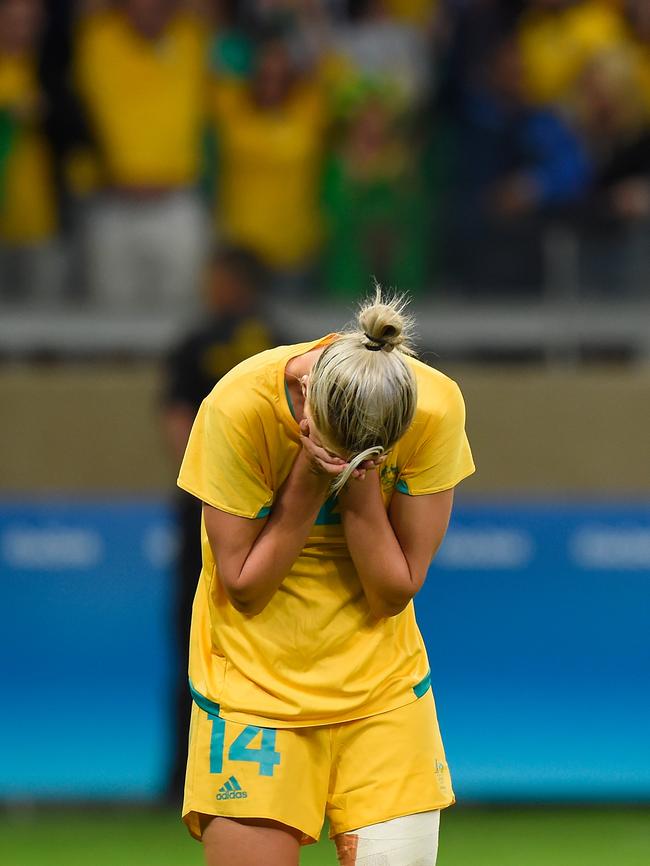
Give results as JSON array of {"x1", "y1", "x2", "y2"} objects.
[{"x1": 300, "y1": 374, "x2": 309, "y2": 399}]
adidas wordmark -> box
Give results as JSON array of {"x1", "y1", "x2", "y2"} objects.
[{"x1": 217, "y1": 775, "x2": 248, "y2": 800}]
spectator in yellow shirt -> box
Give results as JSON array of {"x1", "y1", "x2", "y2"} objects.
[
  {"x1": 518, "y1": 0, "x2": 627, "y2": 106},
  {"x1": 384, "y1": 0, "x2": 438, "y2": 27},
  {"x1": 210, "y1": 34, "x2": 327, "y2": 288},
  {"x1": 75, "y1": 0, "x2": 209, "y2": 310},
  {"x1": 0, "y1": 0, "x2": 60, "y2": 303}
]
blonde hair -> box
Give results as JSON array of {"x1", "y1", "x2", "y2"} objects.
[{"x1": 308, "y1": 287, "x2": 418, "y2": 494}]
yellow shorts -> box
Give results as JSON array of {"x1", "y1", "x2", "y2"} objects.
[{"x1": 182, "y1": 689, "x2": 454, "y2": 844}]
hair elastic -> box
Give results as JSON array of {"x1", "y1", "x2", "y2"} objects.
[{"x1": 363, "y1": 332, "x2": 386, "y2": 350}]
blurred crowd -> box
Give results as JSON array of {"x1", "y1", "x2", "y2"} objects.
[{"x1": 1, "y1": 0, "x2": 650, "y2": 310}]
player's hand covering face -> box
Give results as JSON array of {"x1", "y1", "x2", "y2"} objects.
[{"x1": 300, "y1": 411, "x2": 385, "y2": 482}]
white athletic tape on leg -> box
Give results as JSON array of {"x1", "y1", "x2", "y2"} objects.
[{"x1": 336, "y1": 810, "x2": 440, "y2": 866}]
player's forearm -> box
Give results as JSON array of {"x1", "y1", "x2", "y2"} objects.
[
  {"x1": 231, "y1": 452, "x2": 329, "y2": 614},
  {"x1": 339, "y1": 475, "x2": 415, "y2": 618}
]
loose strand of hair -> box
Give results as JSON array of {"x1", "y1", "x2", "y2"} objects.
[{"x1": 330, "y1": 446, "x2": 385, "y2": 496}]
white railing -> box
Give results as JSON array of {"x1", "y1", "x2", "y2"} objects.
[{"x1": 0, "y1": 227, "x2": 648, "y2": 361}]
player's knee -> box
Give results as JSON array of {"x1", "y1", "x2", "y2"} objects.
[{"x1": 335, "y1": 810, "x2": 440, "y2": 866}]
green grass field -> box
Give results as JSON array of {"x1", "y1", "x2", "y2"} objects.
[{"x1": 1, "y1": 806, "x2": 648, "y2": 866}]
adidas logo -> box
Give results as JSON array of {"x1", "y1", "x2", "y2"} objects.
[{"x1": 216, "y1": 775, "x2": 248, "y2": 800}]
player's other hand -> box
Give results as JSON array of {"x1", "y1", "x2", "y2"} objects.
[{"x1": 349, "y1": 453, "x2": 386, "y2": 481}]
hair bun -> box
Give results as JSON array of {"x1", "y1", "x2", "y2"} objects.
[{"x1": 357, "y1": 285, "x2": 415, "y2": 355}]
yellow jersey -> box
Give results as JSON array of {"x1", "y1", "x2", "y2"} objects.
[
  {"x1": 629, "y1": 37, "x2": 650, "y2": 117},
  {"x1": 384, "y1": 0, "x2": 438, "y2": 25},
  {"x1": 178, "y1": 336, "x2": 475, "y2": 728},
  {"x1": 75, "y1": 10, "x2": 207, "y2": 187},
  {"x1": 519, "y1": 1, "x2": 626, "y2": 105},
  {"x1": 211, "y1": 79, "x2": 326, "y2": 268}
]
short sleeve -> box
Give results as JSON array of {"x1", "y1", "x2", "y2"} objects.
[
  {"x1": 396, "y1": 381, "x2": 475, "y2": 496},
  {"x1": 177, "y1": 394, "x2": 273, "y2": 519}
]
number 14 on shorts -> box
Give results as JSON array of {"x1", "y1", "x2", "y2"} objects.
[{"x1": 208, "y1": 714, "x2": 281, "y2": 777}]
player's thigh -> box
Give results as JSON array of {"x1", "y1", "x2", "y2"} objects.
[
  {"x1": 201, "y1": 814, "x2": 301, "y2": 866},
  {"x1": 327, "y1": 691, "x2": 454, "y2": 837}
]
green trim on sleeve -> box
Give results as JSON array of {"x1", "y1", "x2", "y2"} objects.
[
  {"x1": 413, "y1": 669, "x2": 431, "y2": 698},
  {"x1": 395, "y1": 478, "x2": 410, "y2": 494},
  {"x1": 256, "y1": 504, "x2": 272, "y2": 518}
]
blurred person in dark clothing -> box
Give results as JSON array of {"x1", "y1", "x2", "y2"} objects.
[
  {"x1": 624, "y1": 0, "x2": 650, "y2": 116},
  {"x1": 445, "y1": 33, "x2": 590, "y2": 292},
  {"x1": 163, "y1": 245, "x2": 276, "y2": 450},
  {"x1": 38, "y1": 0, "x2": 86, "y2": 198},
  {"x1": 0, "y1": 0, "x2": 61, "y2": 302},
  {"x1": 568, "y1": 48, "x2": 650, "y2": 293},
  {"x1": 573, "y1": 50, "x2": 650, "y2": 218},
  {"x1": 161, "y1": 244, "x2": 276, "y2": 800},
  {"x1": 440, "y1": 0, "x2": 525, "y2": 112},
  {"x1": 37, "y1": 0, "x2": 104, "y2": 301}
]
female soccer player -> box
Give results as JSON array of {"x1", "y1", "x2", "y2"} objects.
[{"x1": 178, "y1": 291, "x2": 475, "y2": 866}]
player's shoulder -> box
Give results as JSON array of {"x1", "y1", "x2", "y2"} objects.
[
  {"x1": 407, "y1": 355, "x2": 465, "y2": 420},
  {"x1": 201, "y1": 342, "x2": 299, "y2": 419},
  {"x1": 204, "y1": 345, "x2": 276, "y2": 399}
]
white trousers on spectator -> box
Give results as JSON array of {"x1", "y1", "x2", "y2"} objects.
[
  {"x1": 0, "y1": 240, "x2": 66, "y2": 305},
  {"x1": 84, "y1": 191, "x2": 208, "y2": 312}
]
